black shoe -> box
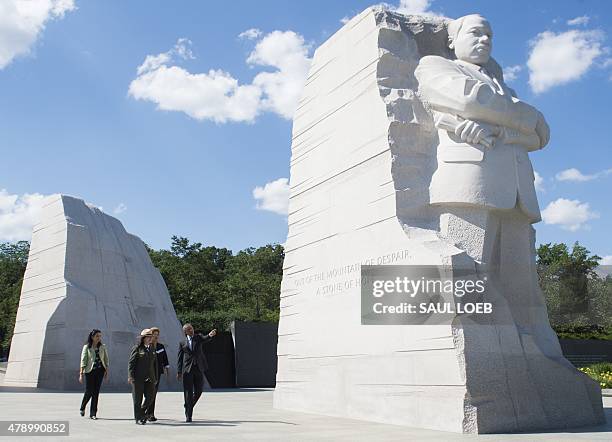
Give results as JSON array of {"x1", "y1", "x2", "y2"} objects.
[
  {"x1": 90, "y1": 416, "x2": 97, "y2": 420},
  {"x1": 135, "y1": 419, "x2": 147, "y2": 425},
  {"x1": 147, "y1": 416, "x2": 157, "y2": 422},
  {"x1": 185, "y1": 417, "x2": 192, "y2": 423},
  {"x1": 79, "y1": 410, "x2": 85, "y2": 417}
]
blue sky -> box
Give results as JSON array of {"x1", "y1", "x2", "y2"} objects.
[{"x1": 0, "y1": 0, "x2": 611, "y2": 262}]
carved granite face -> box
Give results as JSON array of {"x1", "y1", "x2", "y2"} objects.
[{"x1": 451, "y1": 16, "x2": 493, "y2": 66}]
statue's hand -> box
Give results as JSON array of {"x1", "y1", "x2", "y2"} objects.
[
  {"x1": 535, "y1": 112, "x2": 550, "y2": 147},
  {"x1": 455, "y1": 119, "x2": 499, "y2": 148}
]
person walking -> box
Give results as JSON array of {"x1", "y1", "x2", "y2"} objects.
[
  {"x1": 128, "y1": 329, "x2": 158, "y2": 425},
  {"x1": 79, "y1": 329, "x2": 109, "y2": 419},
  {"x1": 144, "y1": 327, "x2": 169, "y2": 422},
  {"x1": 177, "y1": 324, "x2": 216, "y2": 422}
]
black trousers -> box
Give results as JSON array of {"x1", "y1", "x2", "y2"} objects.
[
  {"x1": 132, "y1": 380, "x2": 156, "y2": 421},
  {"x1": 144, "y1": 377, "x2": 161, "y2": 417},
  {"x1": 80, "y1": 367, "x2": 105, "y2": 417},
  {"x1": 183, "y1": 365, "x2": 203, "y2": 419}
]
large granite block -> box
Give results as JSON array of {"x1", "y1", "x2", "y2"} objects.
[
  {"x1": 273, "y1": 6, "x2": 604, "y2": 433},
  {"x1": 4, "y1": 195, "x2": 183, "y2": 391}
]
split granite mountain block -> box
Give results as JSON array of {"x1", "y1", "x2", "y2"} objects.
[{"x1": 4, "y1": 195, "x2": 183, "y2": 391}]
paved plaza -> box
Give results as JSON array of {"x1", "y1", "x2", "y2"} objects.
[{"x1": 0, "y1": 384, "x2": 610, "y2": 441}]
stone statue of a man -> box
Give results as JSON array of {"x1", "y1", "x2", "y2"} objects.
[{"x1": 415, "y1": 14, "x2": 549, "y2": 270}]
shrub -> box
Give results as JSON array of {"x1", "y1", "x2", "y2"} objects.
[
  {"x1": 554, "y1": 324, "x2": 612, "y2": 340},
  {"x1": 579, "y1": 362, "x2": 612, "y2": 389}
]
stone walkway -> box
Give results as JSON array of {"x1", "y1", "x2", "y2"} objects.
[{"x1": 0, "y1": 387, "x2": 610, "y2": 441}]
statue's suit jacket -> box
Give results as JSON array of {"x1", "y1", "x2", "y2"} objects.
[{"x1": 414, "y1": 55, "x2": 547, "y2": 223}]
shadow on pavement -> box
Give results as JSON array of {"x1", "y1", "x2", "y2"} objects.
[
  {"x1": 0, "y1": 386, "x2": 272, "y2": 393},
  {"x1": 514, "y1": 407, "x2": 611, "y2": 435},
  {"x1": 152, "y1": 418, "x2": 297, "y2": 427}
]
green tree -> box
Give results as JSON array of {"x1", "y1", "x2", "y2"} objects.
[
  {"x1": 537, "y1": 242, "x2": 601, "y2": 278},
  {"x1": 0, "y1": 241, "x2": 30, "y2": 357},
  {"x1": 148, "y1": 236, "x2": 231, "y2": 319},
  {"x1": 148, "y1": 236, "x2": 284, "y2": 332},
  {"x1": 222, "y1": 244, "x2": 284, "y2": 324},
  {"x1": 1, "y1": 236, "x2": 285, "y2": 358},
  {"x1": 537, "y1": 241, "x2": 609, "y2": 333}
]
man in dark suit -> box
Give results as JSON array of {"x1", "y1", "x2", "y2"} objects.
[{"x1": 177, "y1": 323, "x2": 216, "y2": 422}]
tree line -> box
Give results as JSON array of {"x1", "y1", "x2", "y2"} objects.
[
  {"x1": 0, "y1": 237, "x2": 283, "y2": 358},
  {"x1": 0, "y1": 237, "x2": 610, "y2": 358},
  {"x1": 0, "y1": 241, "x2": 29, "y2": 358},
  {"x1": 537, "y1": 242, "x2": 611, "y2": 339},
  {"x1": 147, "y1": 236, "x2": 283, "y2": 333}
]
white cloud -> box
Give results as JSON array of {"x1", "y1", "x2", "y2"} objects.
[
  {"x1": 555, "y1": 167, "x2": 612, "y2": 182},
  {"x1": 0, "y1": 189, "x2": 54, "y2": 241},
  {"x1": 129, "y1": 38, "x2": 261, "y2": 123},
  {"x1": 340, "y1": 16, "x2": 351, "y2": 24},
  {"x1": 394, "y1": 0, "x2": 442, "y2": 16},
  {"x1": 597, "y1": 255, "x2": 612, "y2": 277},
  {"x1": 541, "y1": 198, "x2": 598, "y2": 231},
  {"x1": 503, "y1": 65, "x2": 522, "y2": 82},
  {"x1": 534, "y1": 171, "x2": 544, "y2": 192},
  {"x1": 527, "y1": 29, "x2": 606, "y2": 93},
  {"x1": 567, "y1": 16, "x2": 590, "y2": 26},
  {"x1": 113, "y1": 203, "x2": 127, "y2": 215},
  {"x1": 129, "y1": 65, "x2": 262, "y2": 123},
  {"x1": 253, "y1": 178, "x2": 290, "y2": 215},
  {"x1": 238, "y1": 28, "x2": 262, "y2": 40},
  {"x1": 137, "y1": 38, "x2": 193, "y2": 75},
  {"x1": 556, "y1": 168, "x2": 595, "y2": 182},
  {"x1": 0, "y1": 0, "x2": 76, "y2": 69},
  {"x1": 248, "y1": 31, "x2": 312, "y2": 119},
  {"x1": 129, "y1": 31, "x2": 311, "y2": 123}
]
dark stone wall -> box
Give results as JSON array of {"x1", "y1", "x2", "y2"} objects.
[
  {"x1": 202, "y1": 331, "x2": 236, "y2": 388},
  {"x1": 560, "y1": 339, "x2": 612, "y2": 367},
  {"x1": 231, "y1": 321, "x2": 278, "y2": 388}
]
